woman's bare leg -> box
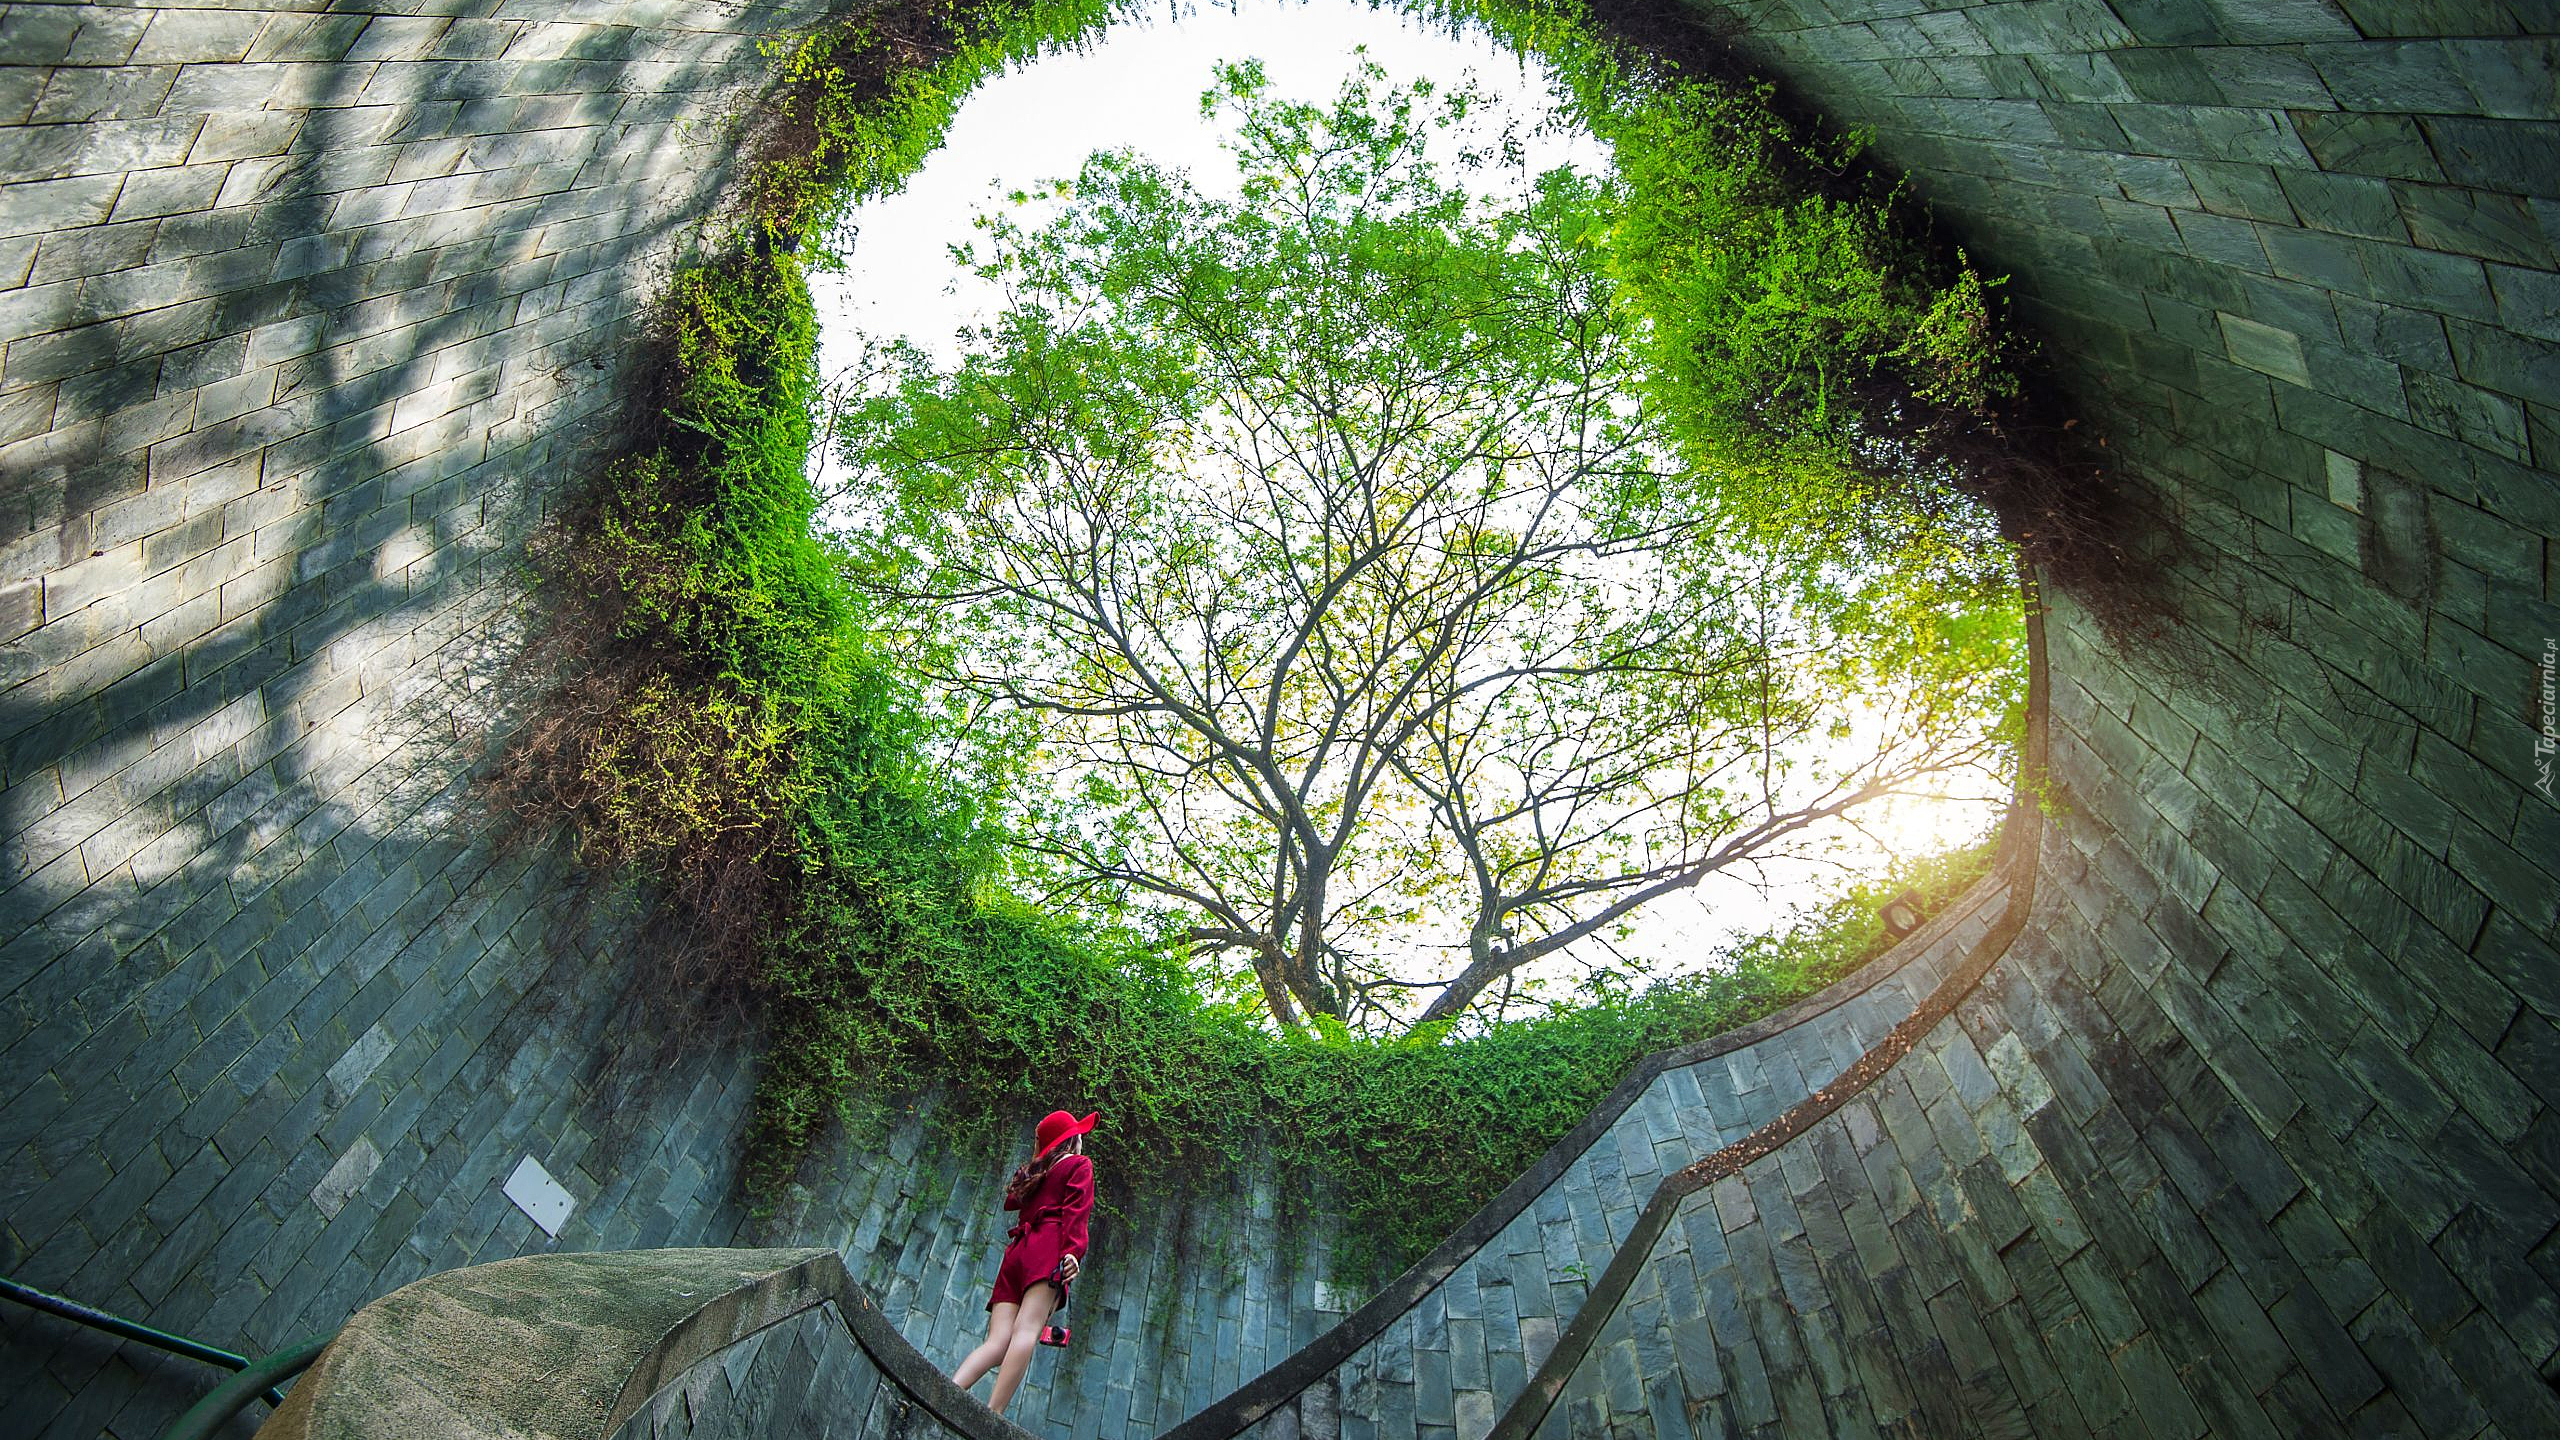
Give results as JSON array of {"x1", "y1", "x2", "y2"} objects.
[
  {"x1": 987, "y1": 1284, "x2": 1058, "y2": 1415},
  {"x1": 954, "y1": 1302, "x2": 1017, "y2": 1390}
]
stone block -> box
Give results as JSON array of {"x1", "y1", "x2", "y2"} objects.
[
  {"x1": 2278, "y1": 173, "x2": 2410, "y2": 252},
  {"x1": 2186, "y1": 160, "x2": 2296, "y2": 222},
  {"x1": 2291, "y1": 111, "x2": 2446, "y2": 181},
  {"x1": 237, "y1": 13, "x2": 366, "y2": 65},
  {"x1": 2446, "y1": 320, "x2": 2560, "y2": 421},
  {"x1": 2106, "y1": 1333, "x2": 2209, "y2": 1439},
  {"x1": 2173, "y1": 209, "x2": 2274, "y2": 274},
  {"x1": 31, "y1": 64, "x2": 179, "y2": 126},
  {"x1": 2393, "y1": 181, "x2": 2552, "y2": 265},
  {"x1": 2304, "y1": 39, "x2": 2487, "y2": 114},
  {"x1": 2326, "y1": 0, "x2": 2510, "y2": 36},
  {"x1": 2443, "y1": 35, "x2": 2560, "y2": 120},
  {"x1": 2421, "y1": 115, "x2": 2560, "y2": 196},
  {"x1": 2348, "y1": 1296, "x2": 2491, "y2": 1437},
  {"x1": 2111, "y1": 47, "x2": 2226, "y2": 105},
  {"x1": 131, "y1": 10, "x2": 266, "y2": 66},
  {"x1": 190, "y1": 110, "x2": 304, "y2": 164},
  {"x1": 2218, "y1": 311, "x2": 2316, "y2": 385},
  {"x1": 2254, "y1": 226, "x2": 2370, "y2": 304}
]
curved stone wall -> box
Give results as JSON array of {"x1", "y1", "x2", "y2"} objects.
[
  {"x1": 609, "y1": 1303, "x2": 891, "y2": 1440},
  {"x1": 3, "y1": 2, "x2": 2556, "y2": 1438},
  {"x1": 0, "y1": 9, "x2": 828, "y2": 1438},
  {"x1": 1167, "y1": 870, "x2": 2028, "y2": 1440},
  {"x1": 1527, "y1": 799, "x2": 2560, "y2": 1439},
  {"x1": 0, "y1": 7, "x2": 1330, "y2": 1437},
  {"x1": 766, "y1": 1103, "x2": 1340, "y2": 1440},
  {"x1": 1627, "y1": 2, "x2": 2559, "y2": 1435},
  {"x1": 257, "y1": 1247, "x2": 1005, "y2": 1440}
]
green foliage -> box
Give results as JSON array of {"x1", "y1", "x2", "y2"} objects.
[
  {"x1": 833, "y1": 60, "x2": 2021, "y2": 1038},
  {"x1": 747, "y1": 0, "x2": 1128, "y2": 248},
  {"x1": 750, "y1": 815, "x2": 1945, "y2": 1278},
  {"x1": 1596, "y1": 79, "x2": 2018, "y2": 442},
  {"x1": 1450, "y1": 0, "x2": 2034, "y2": 648},
  {"x1": 641, "y1": 254, "x2": 845, "y2": 699},
  {"x1": 1462, "y1": 0, "x2": 2023, "y2": 447},
  {"x1": 500, "y1": 244, "x2": 839, "y2": 898},
  {"x1": 503, "y1": 0, "x2": 2032, "y2": 1281}
]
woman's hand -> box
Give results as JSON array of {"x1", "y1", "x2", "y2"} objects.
[{"x1": 1058, "y1": 1254, "x2": 1080, "y2": 1284}]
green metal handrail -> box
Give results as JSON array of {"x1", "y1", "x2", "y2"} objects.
[
  {"x1": 154, "y1": 1334, "x2": 332, "y2": 1440},
  {"x1": 1, "y1": 1274, "x2": 327, "y2": 1420},
  {"x1": 0, "y1": 1276, "x2": 266, "y2": 1381}
]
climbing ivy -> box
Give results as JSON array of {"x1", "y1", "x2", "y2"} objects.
[{"x1": 493, "y1": 0, "x2": 2027, "y2": 1282}]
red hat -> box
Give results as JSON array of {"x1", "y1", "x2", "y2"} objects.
[{"x1": 1034, "y1": 1109, "x2": 1098, "y2": 1159}]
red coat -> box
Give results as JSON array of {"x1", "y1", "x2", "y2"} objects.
[{"x1": 990, "y1": 1153, "x2": 1093, "y2": 1309}]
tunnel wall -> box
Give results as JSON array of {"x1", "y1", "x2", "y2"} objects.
[
  {"x1": 608, "y1": 1304, "x2": 894, "y2": 1440},
  {"x1": 3, "y1": 2, "x2": 2556, "y2": 1439},
  {"x1": 1528, "y1": 739, "x2": 2555, "y2": 1440},
  {"x1": 0, "y1": 6, "x2": 1364, "y2": 1440},
  {"x1": 1178, "y1": 873, "x2": 2024, "y2": 1440},
  {"x1": 1507, "y1": 2, "x2": 2558, "y2": 1436},
  {"x1": 765, "y1": 1105, "x2": 1337, "y2": 1440},
  {"x1": 0, "y1": 6, "x2": 836, "y2": 1437}
]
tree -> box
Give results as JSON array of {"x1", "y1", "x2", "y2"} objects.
[{"x1": 831, "y1": 62, "x2": 2020, "y2": 1034}]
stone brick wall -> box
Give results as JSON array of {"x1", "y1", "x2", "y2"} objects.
[
  {"x1": 0, "y1": 10, "x2": 1372, "y2": 1437},
  {"x1": 1504, "y1": 2, "x2": 2560, "y2": 1436},
  {"x1": 609, "y1": 1303, "x2": 903, "y2": 1440},
  {"x1": 0, "y1": 6, "x2": 830, "y2": 1437},
  {"x1": 5, "y1": 1, "x2": 2557, "y2": 1438},
  {"x1": 763, "y1": 1108, "x2": 1339, "y2": 1439},
  {"x1": 1528, "y1": 774, "x2": 2556, "y2": 1437},
  {"x1": 1205, "y1": 880, "x2": 2021, "y2": 1440},
  {"x1": 1535, "y1": 798, "x2": 2559, "y2": 1438}
]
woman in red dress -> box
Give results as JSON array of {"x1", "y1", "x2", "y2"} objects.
[{"x1": 952, "y1": 1109, "x2": 1096, "y2": 1414}]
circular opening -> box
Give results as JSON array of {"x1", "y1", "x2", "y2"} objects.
[
  {"x1": 807, "y1": 0, "x2": 2027, "y2": 1032},
  {"x1": 497, "y1": 0, "x2": 2056, "y2": 1279}
]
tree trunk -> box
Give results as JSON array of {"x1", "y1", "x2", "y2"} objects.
[
  {"x1": 1288, "y1": 870, "x2": 1341, "y2": 1020},
  {"x1": 1254, "y1": 956, "x2": 1303, "y2": 1030}
]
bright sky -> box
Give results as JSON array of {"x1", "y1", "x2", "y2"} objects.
[
  {"x1": 806, "y1": 0, "x2": 2011, "y2": 990},
  {"x1": 809, "y1": 0, "x2": 1599, "y2": 370}
]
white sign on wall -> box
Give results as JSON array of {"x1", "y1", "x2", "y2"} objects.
[{"x1": 503, "y1": 1155, "x2": 576, "y2": 1238}]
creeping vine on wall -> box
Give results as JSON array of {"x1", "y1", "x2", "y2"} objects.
[{"x1": 493, "y1": 0, "x2": 2043, "y2": 1280}]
